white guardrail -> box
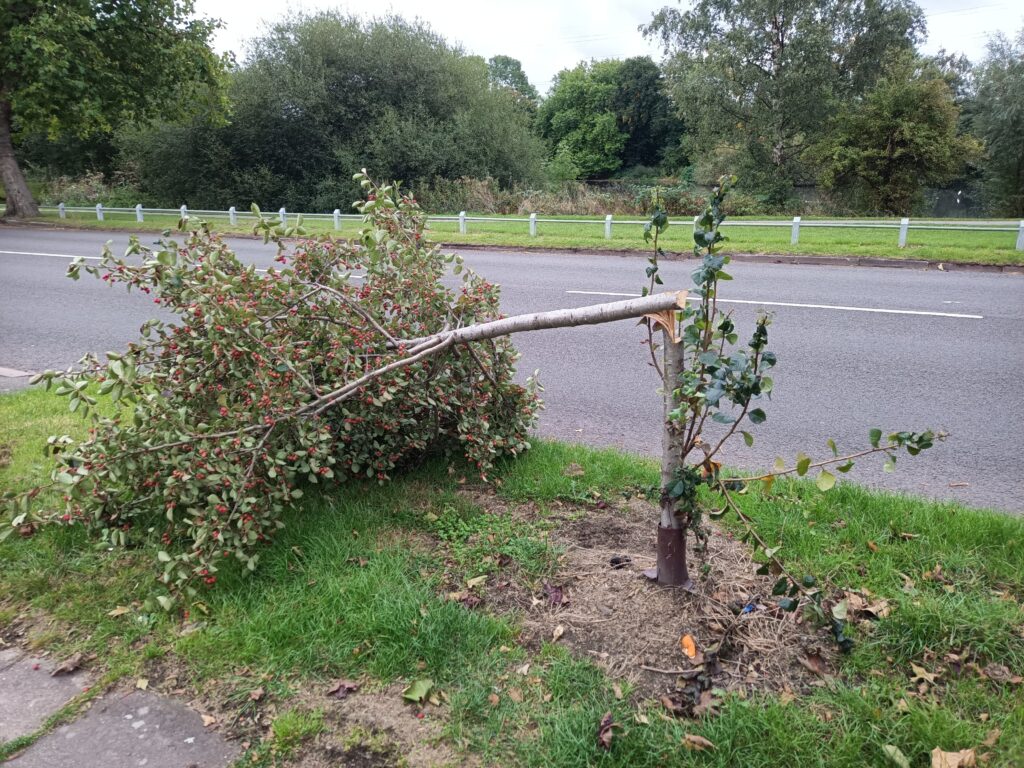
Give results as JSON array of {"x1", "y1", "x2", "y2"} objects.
[{"x1": 39, "y1": 204, "x2": 1024, "y2": 251}]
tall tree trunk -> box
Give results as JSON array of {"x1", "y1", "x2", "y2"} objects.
[
  {"x1": 656, "y1": 331, "x2": 692, "y2": 588},
  {"x1": 0, "y1": 100, "x2": 39, "y2": 219}
]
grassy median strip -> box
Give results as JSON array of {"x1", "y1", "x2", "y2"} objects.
[
  {"x1": 1, "y1": 388, "x2": 1022, "y2": 766},
  {"x1": 27, "y1": 210, "x2": 1024, "y2": 266}
]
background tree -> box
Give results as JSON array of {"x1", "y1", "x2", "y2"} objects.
[
  {"x1": 536, "y1": 61, "x2": 627, "y2": 179},
  {"x1": 610, "y1": 57, "x2": 683, "y2": 171},
  {"x1": 645, "y1": 0, "x2": 925, "y2": 208},
  {"x1": 971, "y1": 27, "x2": 1024, "y2": 216},
  {"x1": 536, "y1": 57, "x2": 680, "y2": 179},
  {"x1": 814, "y1": 55, "x2": 980, "y2": 215},
  {"x1": 487, "y1": 55, "x2": 539, "y2": 105},
  {"x1": 0, "y1": 0, "x2": 226, "y2": 217},
  {"x1": 121, "y1": 13, "x2": 545, "y2": 210}
]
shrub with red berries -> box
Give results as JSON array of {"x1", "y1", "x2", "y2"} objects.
[{"x1": 3, "y1": 172, "x2": 539, "y2": 607}]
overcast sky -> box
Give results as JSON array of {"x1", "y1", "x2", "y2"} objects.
[{"x1": 195, "y1": 0, "x2": 1024, "y2": 94}]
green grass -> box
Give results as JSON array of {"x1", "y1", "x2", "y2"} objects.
[
  {"x1": 1, "y1": 388, "x2": 1022, "y2": 767},
  {"x1": 28, "y1": 210, "x2": 1024, "y2": 266}
]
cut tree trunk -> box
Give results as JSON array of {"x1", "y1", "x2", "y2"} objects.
[
  {"x1": 656, "y1": 330, "x2": 691, "y2": 588},
  {"x1": 0, "y1": 100, "x2": 39, "y2": 219}
]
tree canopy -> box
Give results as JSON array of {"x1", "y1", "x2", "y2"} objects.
[
  {"x1": 645, "y1": 0, "x2": 925, "y2": 205},
  {"x1": 120, "y1": 13, "x2": 546, "y2": 210},
  {"x1": 488, "y1": 55, "x2": 539, "y2": 104},
  {"x1": 814, "y1": 55, "x2": 980, "y2": 214},
  {"x1": 971, "y1": 27, "x2": 1024, "y2": 216},
  {"x1": 536, "y1": 57, "x2": 680, "y2": 179},
  {"x1": 0, "y1": 0, "x2": 226, "y2": 216}
]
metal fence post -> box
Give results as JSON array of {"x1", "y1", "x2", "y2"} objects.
[
  {"x1": 604, "y1": 214, "x2": 613, "y2": 240},
  {"x1": 135, "y1": 204, "x2": 143, "y2": 223},
  {"x1": 180, "y1": 204, "x2": 188, "y2": 220},
  {"x1": 791, "y1": 216, "x2": 801, "y2": 245},
  {"x1": 529, "y1": 213, "x2": 537, "y2": 237},
  {"x1": 1017, "y1": 221, "x2": 1024, "y2": 251},
  {"x1": 459, "y1": 211, "x2": 467, "y2": 235},
  {"x1": 228, "y1": 206, "x2": 237, "y2": 226},
  {"x1": 279, "y1": 207, "x2": 287, "y2": 226},
  {"x1": 898, "y1": 217, "x2": 910, "y2": 248},
  {"x1": 333, "y1": 209, "x2": 341, "y2": 230},
  {"x1": 96, "y1": 203, "x2": 104, "y2": 221},
  {"x1": 58, "y1": 203, "x2": 66, "y2": 219}
]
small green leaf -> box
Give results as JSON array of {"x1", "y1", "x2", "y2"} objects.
[
  {"x1": 816, "y1": 470, "x2": 836, "y2": 491},
  {"x1": 157, "y1": 551, "x2": 172, "y2": 562},
  {"x1": 402, "y1": 678, "x2": 434, "y2": 704},
  {"x1": 831, "y1": 598, "x2": 848, "y2": 621},
  {"x1": 796, "y1": 454, "x2": 811, "y2": 476},
  {"x1": 869, "y1": 428, "x2": 882, "y2": 448},
  {"x1": 741, "y1": 431, "x2": 754, "y2": 447},
  {"x1": 882, "y1": 745, "x2": 910, "y2": 768},
  {"x1": 748, "y1": 408, "x2": 767, "y2": 424},
  {"x1": 771, "y1": 577, "x2": 789, "y2": 596},
  {"x1": 778, "y1": 598, "x2": 799, "y2": 612}
]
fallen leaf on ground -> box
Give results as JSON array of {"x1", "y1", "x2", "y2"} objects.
[
  {"x1": 326, "y1": 679, "x2": 360, "y2": 699},
  {"x1": 466, "y1": 575, "x2": 487, "y2": 589},
  {"x1": 683, "y1": 734, "x2": 715, "y2": 751},
  {"x1": 680, "y1": 634, "x2": 697, "y2": 659},
  {"x1": 508, "y1": 687, "x2": 524, "y2": 703},
  {"x1": 563, "y1": 462, "x2": 585, "y2": 477},
  {"x1": 107, "y1": 606, "x2": 131, "y2": 618},
  {"x1": 883, "y1": 745, "x2": 911, "y2": 768},
  {"x1": 201, "y1": 715, "x2": 217, "y2": 728},
  {"x1": 911, "y1": 664, "x2": 939, "y2": 685},
  {"x1": 981, "y1": 729, "x2": 1001, "y2": 748},
  {"x1": 249, "y1": 686, "x2": 264, "y2": 701},
  {"x1": 401, "y1": 679, "x2": 433, "y2": 704},
  {"x1": 552, "y1": 625, "x2": 565, "y2": 642},
  {"x1": 136, "y1": 678, "x2": 149, "y2": 691},
  {"x1": 798, "y1": 651, "x2": 829, "y2": 677},
  {"x1": 867, "y1": 540, "x2": 879, "y2": 552},
  {"x1": 543, "y1": 582, "x2": 568, "y2": 607},
  {"x1": 515, "y1": 663, "x2": 531, "y2": 676},
  {"x1": 597, "y1": 711, "x2": 616, "y2": 750},
  {"x1": 981, "y1": 663, "x2": 1022, "y2": 685},
  {"x1": 488, "y1": 693, "x2": 500, "y2": 706},
  {"x1": 51, "y1": 652, "x2": 84, "y2": 676},
  {"x1": 692, "y1": 690, "x2": 717, "y2": 717},
  {"x1": 611, "y1": 682, "x2": 623, "y2": 700},
  {"x1": 931, "y1": 747, "x2": 976, "y2": 767}
]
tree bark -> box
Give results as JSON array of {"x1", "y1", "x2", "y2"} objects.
[
  {"x1": 0, "y1": 99, "x2": 39, "y2": 219},
  {"x1": 407, "y1": 291, "x2": 688, "y2": 346},
  {"x1": 657, "y1": 331, "x2": 691, "y2": 588}
]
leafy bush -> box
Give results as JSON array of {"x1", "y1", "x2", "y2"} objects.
[
  {"x1": 39, "y1": 171, "x2": 142, "y2": 207},
  {"x1": 410, "y1": 176, "x2": 521, "y2": 214},
  {"x1": 5, "y1": 174, "x2": 539, "y2": 604}
]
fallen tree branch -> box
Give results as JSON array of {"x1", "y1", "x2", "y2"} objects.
[{"x1": 405, "y1": 291, "x2": 688, "y2": 347}]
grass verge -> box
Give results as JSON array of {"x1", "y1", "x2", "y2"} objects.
[
  {"x1": 1, "y1": 389, "x2": 1022, "y2": 767},
  {"x1": 25, "y1": 211, "x2": 1024, "y2": 266}
]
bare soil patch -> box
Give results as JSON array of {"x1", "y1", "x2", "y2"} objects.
[{"x1": 457, "y1": 490, "x2": 839, "y2": 704}]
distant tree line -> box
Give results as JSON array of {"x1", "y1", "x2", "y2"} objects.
[{"x1": 6, "y1": 3, "x2": 1024, "y2": 217}]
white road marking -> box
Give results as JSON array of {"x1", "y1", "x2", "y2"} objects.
[
  {"x1": 0, "y1": 249, "x2": 362, "y2": 278},
  {"x1": 564, "y1": 290, "x2": 984, "y2": 320},
  {"x1": 0, "y1": 249, "x2": 101, "y2": 260},
  {"x1": 0, "y1": 366, "x2": 34, "y2": 378}
]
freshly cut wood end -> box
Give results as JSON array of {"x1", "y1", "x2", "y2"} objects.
[{"x1": 674, "y1": 290, "x2": 689, "y2": 308}]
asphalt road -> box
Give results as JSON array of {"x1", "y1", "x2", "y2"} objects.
[{"x1": 2, "y1": 226, "x2": 1022, "y2": 513}]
